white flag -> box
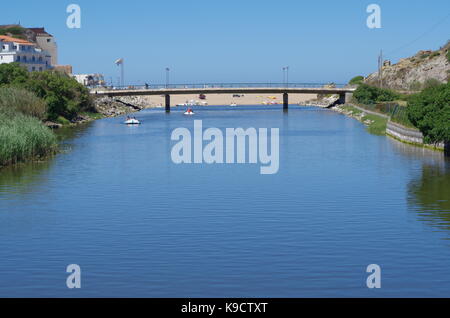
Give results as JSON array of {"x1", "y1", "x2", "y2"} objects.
[{"x1": 115, "y1": 58, "x2": 124, "y2": 65}]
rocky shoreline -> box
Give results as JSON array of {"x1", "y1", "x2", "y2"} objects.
[
  {"x1": 93, "y1": 95, "x2": 155, "y2": 117},
  {"x1": 44, "y1": 96, "x2": 155, "y2": 128},
  {"x1": 330, "y1": 104, "x2": 376, "y2": 126}
]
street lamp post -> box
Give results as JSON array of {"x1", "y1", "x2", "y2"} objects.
[
  {"x1": 286, "y1": 66, "x2": 289, "y2": 88},
  {"x1": 282, "y1": 66, "x2": 290, "y2": 88},
  {"x1": 166, "y1": 67, "x2": 170, "y2": 88}
]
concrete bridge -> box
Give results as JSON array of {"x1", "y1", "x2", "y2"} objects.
[{"x1": 91, "y1": 83, "x2": 356, "y2": 112}]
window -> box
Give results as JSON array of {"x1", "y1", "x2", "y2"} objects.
[
  {"x1": 16, "y1": 56, "x2": 20, "y2": 62},
  {"x1": 47, "y1": 39, "x2": 51, "y2": 43},
  {"x1": 32, "y1": 67, "x2": 35, "y2": 71},
  {"x1": 39, "y1": 67, "x2": 42, "y2": 71}
]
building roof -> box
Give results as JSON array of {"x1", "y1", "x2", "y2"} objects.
[
  {"x1": 28, "y1": 27, "x2": 53, "y2": 37},
  {"x1": 0, "y1": 35, "x2": 35, "y2": 46}
]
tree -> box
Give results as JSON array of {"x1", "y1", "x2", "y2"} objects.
[
  {"x1": 353, "y1": 84, "x2": 399, "y2": 104},
  {"x1": 407, "y1": 82, "x2": 450, "y2": 144},
  {"x1": 349, "y1": 76, "x2": 364, "y2": 85},
  {"x1": 0, "y1": 63, "x2": 94, "y2": 121},
  {"x1": 0, "y1": 63, "x2": 29, "y2": 86}
]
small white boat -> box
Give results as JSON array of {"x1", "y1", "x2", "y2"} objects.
[
  {"x1": 230, "y1": 103, "x2": 237, "y2": 107},
  {"x1": 184, "y1": 109, "x2": 195, "y2": 116},
  {"x1": 124, "y1": 118, "x2": 141, "y2": 125}
]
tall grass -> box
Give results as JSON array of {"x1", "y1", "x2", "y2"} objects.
[
  {"x1": 0, "y1": 112, "x2": 57, "y2": 167},
  {"x1": 0, "y1": 86, "x2": 47, "y2": 119}
]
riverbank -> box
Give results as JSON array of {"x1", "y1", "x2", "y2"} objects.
[
  {"x1": 0, "y1": 111, "x2": 58, "y2": 167},
  {"x1": 332, "y1": 104, "x2": 447, "y2": 152},
  {"x1": 332, "y1": 104, "x2": 388, "y2": 135}
]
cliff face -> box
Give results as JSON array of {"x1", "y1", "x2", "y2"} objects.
[{"x1": 365, "y1": 42, "x2": 450, "y2": 90}]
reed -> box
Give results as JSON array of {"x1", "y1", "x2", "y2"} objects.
[
  {"x1": 0, "y1": 86, "x2": 47, "y2": 119},
  {"x1": 0, "y1": 110, "x2": 57, "y2": 167}
]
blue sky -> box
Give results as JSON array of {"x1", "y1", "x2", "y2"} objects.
[{"x1": 2, "y1": 0, "x2": 450, "y2": 84}]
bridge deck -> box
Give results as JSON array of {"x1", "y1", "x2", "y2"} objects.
[{"x1": 92, "y1": 87, "x2": 356, "y2": 97}]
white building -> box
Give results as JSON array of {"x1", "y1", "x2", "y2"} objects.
[
  {"x1": 74, "y1": 74, "x2": 105, "y2": 87},
  {"x1": 0, "y1": 35, "x2": 52, "y2": 72}
]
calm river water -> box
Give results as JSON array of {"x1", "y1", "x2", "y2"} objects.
[{"x1": 0, "y1": 106, "x2": 449, "y2": 297}]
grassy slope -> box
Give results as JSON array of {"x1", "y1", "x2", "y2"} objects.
[{"x1": 340, "y1": 105, "x2": 388, "y2": 135}]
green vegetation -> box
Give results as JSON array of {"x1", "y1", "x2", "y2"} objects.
[
  {"x1": 349, "y1": 76, "x2": 364, "y2": 85},
  {"x1": 407, "y1": 82, "x2": 450, "y2": 144},
  {"x1": 0, "y1": 110, "x2": 57, "y2": 167},
  {"x1": 0, "y1": 86, "x2": 46, "y2": 119},
  {"x1": 447, "y1": 50, "x2": 450, "y2": 63},
  {"x1": 430, "y1": 51, "x2": 440, "y2": 58},
  {"x1": 0, "y1": 63, "x2": 94, "y2": 122},
  {"x1": 0, "y1": 62, "x2": 29, "y2": 86},
  {"x1": 365, "y1": 114, "x2": 388, "y2": 135},
  {"x1": 0, "y1": 63, "x2": 97, "y2": 167},
  {"x1": 390, "y1": 106, "x2": 415, "y2": 128},
  {"x1": 409, "y1": 81, "x2": 422, "y2": 92},
  {"x1": 0, "y1": 26, "x2": 27, "y2": 39},
  {"x1": 340, "y1": 105, "x2": 387, "y2": 135},
  {"x1": 407, "y1": 78, "x2": 443, "y2": 92},
  {"x1": 353, "y1": 84, "x2": 400, "y2": 105}
]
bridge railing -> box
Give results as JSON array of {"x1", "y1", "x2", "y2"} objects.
[{"x1": 90, "y1": 82, "x2": 348, "y2": 91}]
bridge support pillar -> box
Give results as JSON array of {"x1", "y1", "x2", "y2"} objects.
[
  {"x1": 165, "y1": 94, "x2": 170, "y2": 113},
  {"x1": 283, "y1": 93, "x2": 288, "y2": 111},
  {"x1": 338, "y1": 92, "x2": 353, "y2": 105}
]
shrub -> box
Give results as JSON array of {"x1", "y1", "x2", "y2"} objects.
[
  {"x1": 430, "y1": 51, "x2": 440, "y2": 58},
  {"x1": 353, "y1": 84, "x2": 399, "y2": 105},
  {"x1": 0, "y1": 63, "x2": 29, "y2": 86},
  {"x1": 25, "y1": 70, "x2": 94, "y2": 121},
  {"x1": 409, "y1": 81, "x2": 422, "y2": 91},
  {"x1": 407, "y1": 82, "x2": 450, "y2": 144},
  {"x1": 423, "y1": 78, "x2": 442, "y2": 90},
  {"x1": 0, "y1": 63, "x2": 94, "y2": 121},
  {"x1": 349, "y1": 76, "x2": 364, "y2": 85},
  {"x1": 447, "y1": 50, "x2": 450, "y2": 63}
]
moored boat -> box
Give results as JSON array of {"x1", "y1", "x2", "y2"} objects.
[{"x1": 124, "y1": 118, "x2": 141, "y2": 125}]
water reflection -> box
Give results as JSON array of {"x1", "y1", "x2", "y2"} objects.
[
  {"x1": 0, "y1": 122, "x2": 92, "y2": 199},
  {"x1": 0, "y1": 161, "x2": 53, "y2": 197},
  {"x1": 408, "y1": 163, "x2": 450, "y2": 232},
  {"x1": 388, "y1": 138, "x2": 450, "y2": 234}
]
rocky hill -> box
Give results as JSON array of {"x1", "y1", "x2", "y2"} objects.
[{"x1": 365, "y1": 41, "x2": 450, "y2": 90}]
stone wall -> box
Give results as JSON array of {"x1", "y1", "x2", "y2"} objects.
[{"x1": 386, "y1": 121, "x2": 445, "y2": 150}]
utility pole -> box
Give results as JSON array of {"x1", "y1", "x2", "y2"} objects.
[{"x1": 378, "y1": 50, "x2": 383, "y2": 88}]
